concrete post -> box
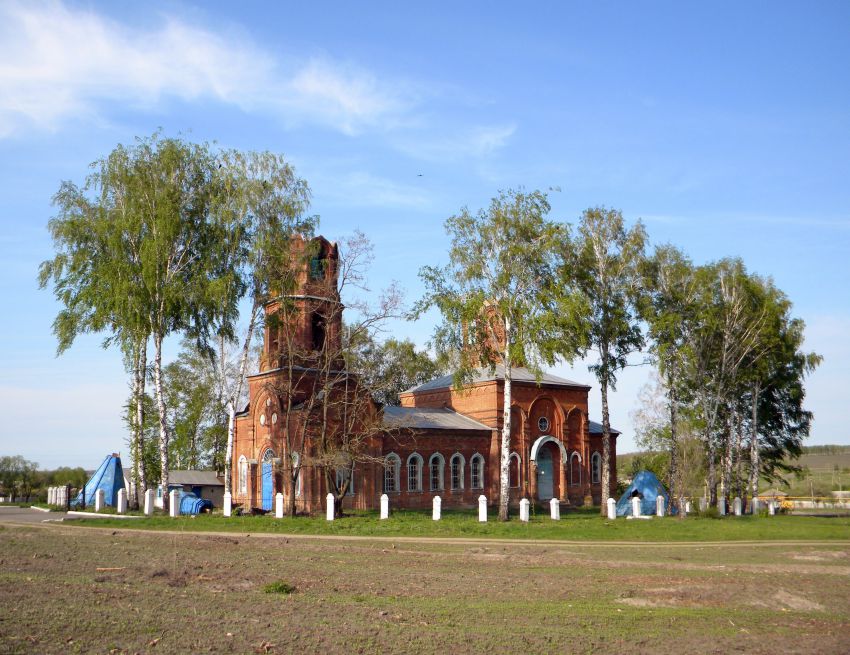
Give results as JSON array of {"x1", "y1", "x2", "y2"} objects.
[
  {"x1": 751, "y1": 497, "x2": 760, "y2": 514},
  {"x1": 768, "y1": 501, "x2": 776, "y2": 515},
  {"x1": 733, "y1": 497, "x2": 742, "y2": 516},
  {"x1": 549, "y1": 497, "x2": 560, "y2": 520},
  {"x1": 144, "y1": 489, "x2": 155, "y2": 516},
  {"x1": 169, "y1": 489, "x2": 180, "y2": 517},
  {"x1": 478, "y1": 495, "x2": 487, "y2": 522},
  {"x1": 685, "y1": 500, "x2": 692, "y2": 514},
  {"x1": 607, "y1": 497, "x2": 617, "y2": 520},
  {"x1": 656, "y1": 495, "x2": 665, "y2": 517},
  {"x1": 631, "y1": 495, "x2": 641, "y2": 518},
  {"x1": 94, "y1": 489, "x2": 105, "y2": 512},
  {"x1": 432, "y1": 496, "x2": 441, "y2": 521},
  {"x1": 699, "y1": 496, "x2": 707, "y2": 513},
  {"x1": 380, "y1": 493, "x2": 389, "y2": 520},
  {"x1": 48, "y1": 487, "x2": 54, "y2": 505},
  {"x1": 519, "y1": 498, "x2": 530, "y2": 522},
  {"x1": 718, "y1": 497, "x2": 726, "y2": 516},
  {"x1": 117, "y1": 489, "x2": 127, "y2": 514},
  {"x1": 275, "y1": 492, "x2": 284, "y2": 519},
  {"x1": 326, "y1": 493, "x2": 335, "y2": 521}
]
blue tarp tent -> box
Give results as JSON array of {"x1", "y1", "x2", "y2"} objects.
[
  {"x1": 72, "y1": 454, "x2": 125, "y2": 508},
  {"x1": 616, "y1": 470, "x2": 671, "y2": 517},
  {"x1": 179, "y1": 492, "x2": 213, "y2": 515}
]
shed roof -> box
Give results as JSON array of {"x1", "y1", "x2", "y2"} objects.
[
  {"x1": 168, "y1": 470, "x2": 224, "y2": 486},
  {"x1": 403, "y1": 365, "x2": 590, "y2": 394},
  {"x1": 588, "y1": 420, "x2": 621, "y2": 436},
  {"x1": 382, "y1": 406, "x2": 491, "y2": 431}
]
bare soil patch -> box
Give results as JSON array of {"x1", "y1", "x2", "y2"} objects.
[{"x1": 0, "y1": 525, "x2": 848, "y2": 654}]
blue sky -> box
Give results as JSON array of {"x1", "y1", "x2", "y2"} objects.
[{"x1": 1, "y1": 1, "x2": 848, "y2": 468}]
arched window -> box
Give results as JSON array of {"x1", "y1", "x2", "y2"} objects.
[
  {"x1": 591, "y1": 452, "x2": 601, "y2": 484},
  {"x1": 407, "y1": 453, "x2": 423, "y2": 492},
  {"x1": 238, "y1": 455, "x2": 248, "y2": 494},
  {"x1": 570, "y1": 452, "x2": 581, "y2": 486},
  {"x1": 509, "y1": 452, "x2": 521, "y2": 488},
  {"x1": 384, "y1": 454, "x2": 401, "y2": 493},
  {"x1": 335, "y1": 467, "x2": 355, "y2": 496},
  {"x1": 429, "y1": 453, "x2": 445, "y2": 491},
  {"x1": 470, "y1": 453, "x2": 485, "y2": 490},
  {"x1": 450, "y1": 453, "x2": 465, "y2": 491}
]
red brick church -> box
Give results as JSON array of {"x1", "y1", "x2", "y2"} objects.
[{"x1": 231, "y1": 236, "x2": 618, "y2": 514}]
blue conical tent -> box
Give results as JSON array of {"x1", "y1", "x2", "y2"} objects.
[
  {"x1": 616, "y1": 470, "x2": 671, "y2": 517},
  {"x1": 72, "y1": 454, "x2": 125, "y2": 508}
]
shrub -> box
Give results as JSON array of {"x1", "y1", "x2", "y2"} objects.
[{"x1": 263, "y1": 581, "x2": 295, "y2": 595}]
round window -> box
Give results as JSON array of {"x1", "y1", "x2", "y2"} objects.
[{"x1": 538, "y1": 416, "x2": 549, "y2": 432}]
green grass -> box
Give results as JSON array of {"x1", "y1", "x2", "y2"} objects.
[
  {"x1": 68, "y1": 506, "x2": 850, "y2": 541},
  {"x1": 263, "y1": 580, "x2": 296, "y2": 594}
]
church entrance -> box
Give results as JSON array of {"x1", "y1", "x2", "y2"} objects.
[
  {"x1": 537, "y1": 446, "x2": 554, "y2": 501},
  {"x1": 261, "y1": 449, "x2": 275, "y2": 511}
]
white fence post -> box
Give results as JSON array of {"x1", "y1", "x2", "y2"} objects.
[
  {"x1": 48, "y1": 487, "x2": 54, "y2": 505},
  {"x1": 478, "y1": 495, "x2": 488, "y2": 522},
  {"x1": 380, "y1": 494, "x2": 389, "y2": 520},
  {"x1": 751, "y1": 497, "x2": 760, "y2": 514},
  {"x1": 117, "y1": 489, "x2": 127, "y2": 514},
  {"x1": 326, "y1": 493, "x2": 335, "y2": 521},
  {"x1": 144, "y1": 489, "x2": 155, "y2": 516},
  {"x1": 656, "y1": 495, "x2": 665, "y2": 517},
  {"x1": 223, "y1": 491, "x2": 232, "y2": 517},
  {"x1": 607, "y1": 497, "x2": 617, "y2": 519},
  {"x1": 768, "y1": 501, "x2": 776, "y2": 515},
  {"x1": 685, "y1": 500, "x2": 692, "y2": 515},
  {"x1": 733, "y1": 497, "x2": 742, "y2": 516},
  {"x1": 94, "y1": 489, "x2": 105, "y2": 512},
  {"x1": 275, "y1": 492, "x2": 284, "y2": 519},
  {"x1": 432, "y1": 496, "x2": 442, "y2": 521},
  {"x1": 549, "y1": 497, "x2": 560, "y2": 520},
  {"x1": 631, "y1": 495, "x2": 641, "y2": 518},
  {"x1": 718, "y1": 497, "x2": 727, "y2": 516},
  {"x1": 169, "y1": 489, "x2": 180, "y2": 517},
  {"x1": 519, "y1": 498, "x2": 530, "y2": 522}
]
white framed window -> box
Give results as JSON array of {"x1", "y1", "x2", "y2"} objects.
[
  {"x1": 570, "y1": 452, "x2": 582, "y2": 486},
  {"x1": 429, "y1": 453, "x2": 445, "y2": 491},
  {"x1": 384, "y1": 453, "x2": 401, "y2": 493},
  {"x1": 509, "y1": 452, "x2": 521, "y2": 488},
  {"x1": 591, "y1": 452, "x2": 601, "y2": 484},
  {"x1": 450, "y1": 453, "x2": 465, "y2": 491},
  {"x1": 335, "y1": 466, "x2": 355, "y2": 496},
  {"x1": 238, "y1": 455, "x2": 248, "y2": 494},
  {"x1": 407, "y1": 453, "x2": 423, "y2": 492},
  {"x1": 470, "y1": 453, "x2": 484, "y2": 490}
]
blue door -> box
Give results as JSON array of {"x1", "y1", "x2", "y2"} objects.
[
  {"x1": 537, "y1": 448, "x2": 553, "y2": 501},
  {"x1": 262, "y1": 462, "x2": 273, "y2": 510}
]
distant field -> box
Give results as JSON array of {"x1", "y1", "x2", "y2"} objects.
[{"x1": 1, "y1": 523, "x2": 848, "y2": 654}]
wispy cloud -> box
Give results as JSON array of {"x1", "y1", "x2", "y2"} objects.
[
  {"x1": 0, "y1": 1, "x2": 411, "y2": 138},
  {"x1": 320, "y1": 171, "x2": 432, "y2": 210},
  {"x1": 392, "y1": 123, "x2": 517, "y2": 162}
]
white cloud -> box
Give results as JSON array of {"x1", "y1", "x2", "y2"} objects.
[
  {"x1": 0, "y1": 1, "x2": 409, "y2": 137},
  {"x1": 393, "y1": 123, "x2": 517, "y2": 162},
  {"x1": 326, "y1": 171, "x2": 432, "y2": 210}
]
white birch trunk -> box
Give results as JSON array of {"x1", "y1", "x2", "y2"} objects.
[
  {"x1": 152, "y1": 330, "x2": 170, "y2": 512},
  {"x1": 498, "y1": 316, "x2": 512, "y2": 522}
]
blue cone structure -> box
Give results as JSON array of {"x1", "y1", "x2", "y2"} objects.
[
  {"x1": 72, "y1": 454, "x2": 125, "y2": 508},
  {"x1": 616, "y1": 469, "x2": 672, "y2": 517}
]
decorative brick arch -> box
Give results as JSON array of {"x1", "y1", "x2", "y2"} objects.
[{"x1": 529, "y1": 435, "x2": 568, "y2": 464}]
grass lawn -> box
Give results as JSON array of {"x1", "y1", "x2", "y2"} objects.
[
  {"x1": 1, "y1": 522, "x2": 848, "y2": 654},
  {"x1": 66, "y1": 507, "x2": 850, "y2": 542}
]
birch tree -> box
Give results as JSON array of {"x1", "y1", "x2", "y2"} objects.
[
  {"x1": 572, "y1": 207, "x2": 646, "y2": 514},
  {"x1": 418, "y1": 189, "x2": 587, "y2": 521}
]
